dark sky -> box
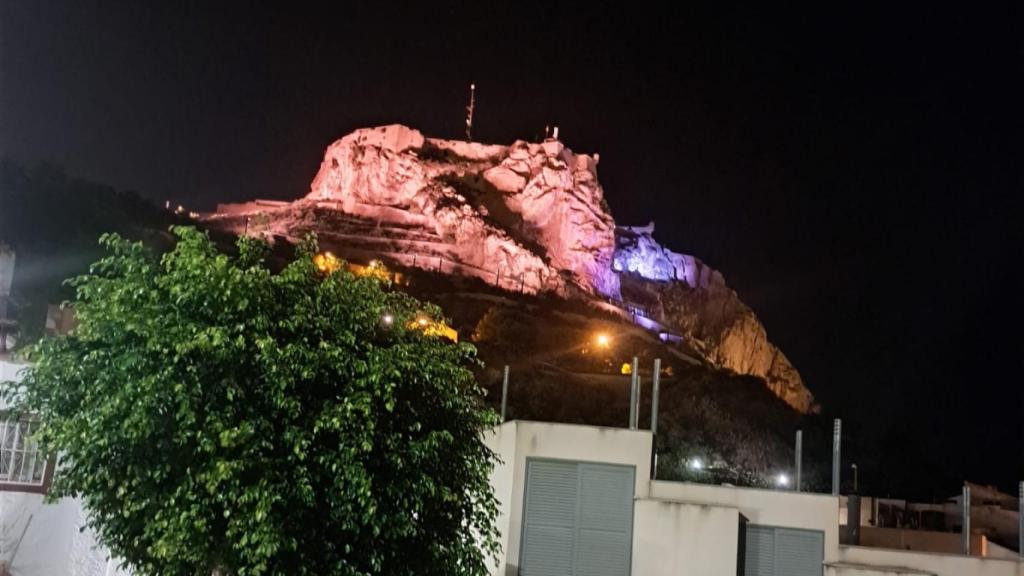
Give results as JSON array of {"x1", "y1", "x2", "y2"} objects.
[{"x1": 3, "y1": 2, "x2": 1022, "y2": 493}]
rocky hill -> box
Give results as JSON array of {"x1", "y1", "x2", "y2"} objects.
[{"x1": 203, "y1": 125, "x2": 815, "y2": 412}]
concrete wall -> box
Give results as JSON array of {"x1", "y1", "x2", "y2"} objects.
[
  {"x1": 651, "y1": 480, "x2": 842, "y2": 561},
  {"x1": 835, "y1": 545, "x2": 1024, "y2": 576},
  {"x1": 0, "y1": 360, "x2": 27, "y2": 384},
  {"x1": 633, "y1": 498, "x2": 739, "y2": 576},
  {"x1": 485, "y1": 420, "x2": 652, "y2": 576},
  {"x1": 0, "y1": 360, "x2": 29, "y2": 410},
  {"x1": 840, "y1": 495, "x2": 877, "y2": 527},
  {"x1": 858, "y1": 526, "x2": 985, "y2": 556},
  {"x1": 0, "y1": 250, "x2": 14, "y2": 301},
  {"x1": 483, "y1": 424, "x2": 518, "y2": 576},
  {"x1": 0, "y1": 492, "x2": 129, "y2": 576}
]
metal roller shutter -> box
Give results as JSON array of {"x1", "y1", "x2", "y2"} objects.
[
  {"x1": 744, "y1": 525, "x2": 823, "y2": 576},
  {"x1": 520, "y1": 459, "x2": 635, "y2": 576}
]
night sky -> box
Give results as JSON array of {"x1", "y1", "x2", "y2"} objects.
[{"x1": 3, "y1": 3, "x2": 1022, "y2": 493}]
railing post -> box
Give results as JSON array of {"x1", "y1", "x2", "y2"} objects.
[
  {"x1": 962, "y1": 484, "x2": 971, "y2": 556},
  {"x1": 832, "y1": 419, "x2": 842, "y2": 496},
  {"x1": 628, "y1": 356, "x2": 639, "y2": 430},
  {"x1": 650, "y1": 359, "x2": 661, "y2": 435},
  {"x1": 1018, "y1": 481, "x2": 1023, "y2": 559},
  {"x1": 795, "y1": 429, "x2": 803, "y2": 492},
  {"x1": 500, "y1": 365, "x2": 510, "y2": 422},
  {"x1": 651, "y1": 359, "x2": 661, "y2": 480},
  {"x1": 635, "y1": 375, "x2": 642, "y2": 427}
]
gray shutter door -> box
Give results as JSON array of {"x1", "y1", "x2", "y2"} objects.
[
  {"x1": 520, "y1": 460, "x2": 634, "y2": 576},
  {"x1": 522, "y1": 460, "x2": 579, "y2": 576},
  {"x1": 773, "y1": 528, "x2": 823, "y2": 576},
  {"x1": 744, "y1": 525, "x2": 823, "y2": 576},
  {"x1": 744, "y1": 526, "x2": 775, "y2": 576},
  {"x1": 575, "y1": 464, "x2": 634, "y2": 576}
]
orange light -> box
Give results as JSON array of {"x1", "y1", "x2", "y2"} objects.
[
  {"x1": 353, "y1": 259, "x2": 389, "y2": 280},
  {"x1": 408, "y1": 316, "x2": 458, "y2": 342},
  {"x1": 595, "y1": 333, "x2": 611, "y2": 348},
  {"x1": 313, "y1": 251, "x2": 341, "y2": 273}
]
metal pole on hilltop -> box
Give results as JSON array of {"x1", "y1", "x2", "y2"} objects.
[{"x1": 465, "y1": 83, "x2": 476, "y2": 141}]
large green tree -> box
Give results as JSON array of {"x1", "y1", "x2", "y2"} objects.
[{"x1": 6, "y1": 227, "x2": 499, "y2": 576}]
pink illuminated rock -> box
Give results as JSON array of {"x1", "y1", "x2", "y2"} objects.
[
  {"x1": 206, "y1": 124, "x2": 813, "y2": 412},
  {"x1": 304, "y1": 126, "x2": 619, "y2": 298}
]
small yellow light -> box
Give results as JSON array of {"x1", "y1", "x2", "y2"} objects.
[
  {"x1": 596, "y1": 333, "x2": 611, "y2": 348},
  {"x1": 418, "y1": 317, "x2": 429, "y2": 327}
]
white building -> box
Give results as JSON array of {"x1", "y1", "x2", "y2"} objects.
[
  {"x1": 3, "y1": 358, "x2": 1023, "y2": 575},
  {"x1": 485, "y1": 420, "x2": 1024, "y2": 576}
]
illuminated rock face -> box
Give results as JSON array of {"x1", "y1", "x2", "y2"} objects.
[
  {"x1": 306, "y1": 125, "x2": 619, "y2": 297},
  {"x1": 210, "y1": 124, "x2": 812, "y2": 412},
  {"x1": 613, "y1": 225, "x2": 815, "y2": 412}
]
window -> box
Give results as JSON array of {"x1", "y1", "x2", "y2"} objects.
[{"x1": 0, "y1": 416, "x2": 52, "y2": 492}]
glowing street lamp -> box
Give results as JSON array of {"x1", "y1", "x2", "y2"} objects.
[
  {"x1": 688, "y1": 458, "x2": 704, "y2": 471},
  {"x1": 776, "y1": 473, "x2": 791, "y2": 488},
  {"x1": 595, "y1": 333, "x2": 611, "y2": 348},
  {"x1": 381, "y1": 313, "x2": 394, "y2": 326}
]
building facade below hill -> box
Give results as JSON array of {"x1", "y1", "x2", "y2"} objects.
[{"x1": 1, "y1": 353, "x2": 1021, "y2": 576}]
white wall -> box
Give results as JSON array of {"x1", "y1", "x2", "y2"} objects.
[
  {"x1": 826, "y1": 564, "x2": 935, "y2": 576},
  {"x1": 840, "y1": 495, "x2": 877, "y2": 527},
  {"x1": 650, "y1": 480, "x2": 842, "y2": 561},
  {"x1": 0, "y1": 360, "x2": 29, "y2": 410},
  {"x1": 0, "y1": 360, "x2": 27, "y2": 383},
  {"x1": 485, "y1": 420, "x2": 652, "y2": 576},
  {"x1": 633, "y1": 498, "x2": 739, "y2": 576},
  {"x1": 0, "y1": 492, "x2": 129, "y2": 576},
  {"x1": 835, "y1": 545, "x2": 1024, "y2": 576},
  {"x1": 483, "y1": 424, "x2": 518, "y2": 576}
]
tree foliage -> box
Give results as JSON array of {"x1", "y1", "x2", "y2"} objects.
[{"x1": 6, "y1": 227, "x2": 499, "y2": 576}]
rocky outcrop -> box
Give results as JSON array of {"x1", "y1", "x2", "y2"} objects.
[
  {"x1": 305, "y1": 125, "x2": 618, "y2": 297},
  {"x1": 206, "y1": 124, "x2": 813, "y2": 412},
  {"x1": 614, "y1": 224, "x2": 815, "y2": 412}
]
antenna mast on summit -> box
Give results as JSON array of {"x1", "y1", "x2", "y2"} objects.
[{"x1": 465, "y1": 82, "x2": 476, "y2": 141}]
